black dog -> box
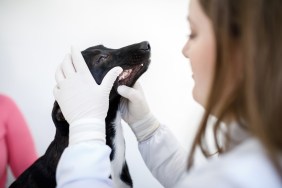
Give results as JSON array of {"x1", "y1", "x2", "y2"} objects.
[{"x1": 10, "y1": 41, "x2": 151, "y2": 188}]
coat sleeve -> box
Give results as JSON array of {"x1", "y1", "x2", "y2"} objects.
[
  {"x1": 56, "y1": 142, "x2": 114, "y2": 188},
  {"x1": 164, "y1": 138, "x2": 282, "y2": 188},
  {"x1": 138, "y1": 125, "x2": 188, "y2": 188}
]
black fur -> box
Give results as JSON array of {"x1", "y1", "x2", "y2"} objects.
[
  {"x1": 120, "y1": 161, "x2": 133, "y2": 186},
  {"x1": 10, "y1": 41, "x2": 151, "y2": 188}
]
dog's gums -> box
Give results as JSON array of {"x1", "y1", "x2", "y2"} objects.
[{"x1": 119, "y1": 69, "x2": 132, "y2": 81}]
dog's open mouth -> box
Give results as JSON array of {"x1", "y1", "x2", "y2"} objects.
[{"x1": 117, "y1": 61, "x2": 148, "y2": 86}]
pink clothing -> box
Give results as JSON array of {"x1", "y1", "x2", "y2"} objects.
[{"x1": 0, "y1": 95, "x2": 37, "y2": 188}]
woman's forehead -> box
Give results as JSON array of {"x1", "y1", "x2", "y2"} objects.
[
  {"x1": 188, "y1": 0, "x2": 204, "y2": 24},
  {"x1": 187, "y1": 0, "x2": 208, "y2": 27}
]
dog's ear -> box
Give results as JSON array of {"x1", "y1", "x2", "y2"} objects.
[{"x1": 52, "y1": 101, "x2": 69, "y2": 136}]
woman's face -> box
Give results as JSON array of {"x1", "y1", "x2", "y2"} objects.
[{"x1": 182, "y1": 0, "x2": 216, "y2": 107}]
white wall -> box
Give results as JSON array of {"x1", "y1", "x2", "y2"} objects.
[{"x1": 0, "y1": 0, "x2": 205, "y2": 187}]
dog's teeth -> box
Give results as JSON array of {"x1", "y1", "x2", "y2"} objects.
[{"x1": 141, "y1": 64, "x2": 144, "y2": 66}]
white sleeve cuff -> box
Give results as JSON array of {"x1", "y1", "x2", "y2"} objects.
[
  {"x1": 69, "y1": 118, "x2": 106, "y2": 145},
  {"x1": 131, "y1": 113, "x2": 160, "y2": 142}
]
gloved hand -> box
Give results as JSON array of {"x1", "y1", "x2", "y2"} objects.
[
  {"x1": 118, "y1": 82, "x2": 160, "y2": 142},
  {"x1": 53, "y1": 46, "x2": 122, "y2": 145}
]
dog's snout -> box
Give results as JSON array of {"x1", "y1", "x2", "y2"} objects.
[{"x1": 140, "y1": 41, "x2": 150, "y2": 51}]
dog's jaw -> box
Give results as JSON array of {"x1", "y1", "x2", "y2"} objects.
[{"x1": 117, "y1": 61, "x2": 149, "y2": 86}]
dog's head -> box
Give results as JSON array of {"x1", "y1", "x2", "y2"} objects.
[
  {"x1": 82, "y1": 41, "x2": 151, "y2": 100},
  {"x1": 53, "y1": 41, "x2": 151, "y2": 126}
]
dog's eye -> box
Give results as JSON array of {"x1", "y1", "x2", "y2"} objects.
[{"x1": 96, "y1": 55, "x2": 109, "y2": 64}]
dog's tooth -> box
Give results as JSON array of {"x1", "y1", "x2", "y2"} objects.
[{"x1": 141, "y1": 64, "x2": 144, "y2": 67}]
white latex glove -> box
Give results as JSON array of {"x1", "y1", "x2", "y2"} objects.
[
  {"x1": 53, "y1": 47, "x2": 122, "y2": 145},
  {"x1": 118, "y1": 82, "x2": 160, "y2": 142}
]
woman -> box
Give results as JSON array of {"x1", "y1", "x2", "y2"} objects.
[
  {"x1": 54, "y1": 0, "x2": 282, "y2": 187},
  {"x1": 0, "y1": 95, "x2": 37, "y2": 188}
]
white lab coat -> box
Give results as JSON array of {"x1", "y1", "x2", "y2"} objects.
[{"x1": 56, "y1": 125, "x2": 282, "y2": 188}]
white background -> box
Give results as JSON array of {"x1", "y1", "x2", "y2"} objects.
[{"x1": 0, "y1": 0, "x2": 205, "y2": 187}]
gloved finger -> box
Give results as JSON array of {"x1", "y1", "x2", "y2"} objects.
[
  {"x1": 133, "y1": 81, "x2": 142, "y2": 90},
  {"x1": 132, "y1": 81, "x2": 145, "y2": 95},
  {"x1": 55, "y1": 63, "x2": 65, "y2": 84},
  {"x1": 117, "y1": 85, "x2": 138, "y2": 102},
  {"x1": 61, "y1": 53, "x2": 76, "y2": 78},
  {"x1": 71, "y1": 46, "x2": 89, "y2": 72},
  {"x1": 101, "y1": 67, "x2": 123, "y2": 90}
]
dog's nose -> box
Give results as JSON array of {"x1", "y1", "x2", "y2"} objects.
[{"x1": 140, "y1": 41, "x2": 150, "y2": 51}]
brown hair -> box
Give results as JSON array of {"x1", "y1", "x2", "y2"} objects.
[{"x1": 188, "y1": 0, "x2": 282, "y2": 176}]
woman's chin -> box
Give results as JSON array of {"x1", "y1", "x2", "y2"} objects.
[{"x1": 192, "y1": 87, "x2": 206, "y2": 107}]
